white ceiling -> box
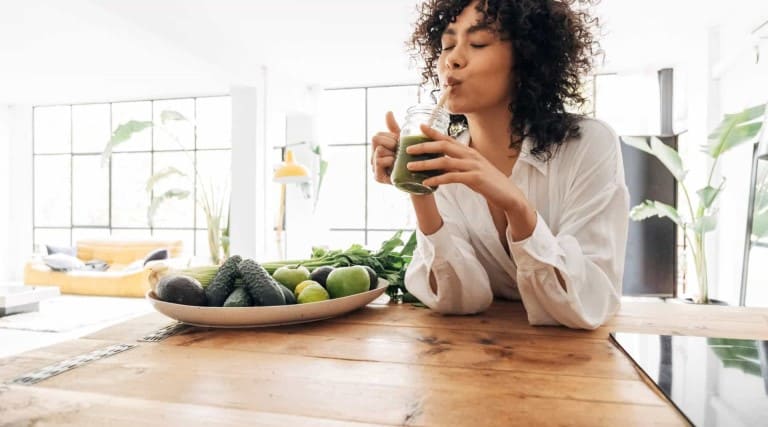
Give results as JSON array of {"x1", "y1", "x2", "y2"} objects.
[{"x1": 0, "y1": 0, "x2": 766, "y2": 105}]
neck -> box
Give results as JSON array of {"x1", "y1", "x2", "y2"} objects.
[{"x1": 465, "y1": 105, "x2": 519, "y2": 174}]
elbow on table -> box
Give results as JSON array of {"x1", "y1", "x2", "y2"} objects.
[{"x1": 430, "y1": 289, "x2": 494, "y2": 315}]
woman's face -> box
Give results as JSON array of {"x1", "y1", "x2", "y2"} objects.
[{"x1": 437, "y1": 2, "x2": 514, "y2": 115}]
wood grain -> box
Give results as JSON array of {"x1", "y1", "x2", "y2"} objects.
[{"x1": 4, "y1": 298, "x2": 761, "y2": 426}]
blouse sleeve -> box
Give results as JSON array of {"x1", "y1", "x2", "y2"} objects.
[
  {"x1": 404, "y1": 188, "x2": 494, "y2": 315},
  {"x1": 508, "y1": 121, "x2": 629, "y2": 329}
]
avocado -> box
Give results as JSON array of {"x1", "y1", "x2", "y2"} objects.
[
  {"x1": 205, "y1": 255, "x2": 242, "y2": 306},
  {"x1": 309, "y1": 266, "x2": 334, "y2": 288},
  {"x1": 238, "y1": 259, "x2": 286, "y2": 306},
  {"x1": 223, "y1": 287, "x2": 253, "y2": 307},
  {"x1": 156, "y1": 275, "x2": 207, "y2": 306},
  {"x1": 363, "y1": 265, "x2": 378, "y2": 290},
  {"x1": 278, "y1": 283, "x2": 296, "y2": 304}
]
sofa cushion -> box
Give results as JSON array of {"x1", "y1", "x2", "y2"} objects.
[{"x1": 42, "y1": 254, "x2": 86, "y2": 272}]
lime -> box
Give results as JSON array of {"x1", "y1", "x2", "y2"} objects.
[
  {"x1": 294, "y1": 280, "x2": 320, "y2": 298},
  {"x1": 297, "y1": 283, "x2": 330, "y2": 304}
]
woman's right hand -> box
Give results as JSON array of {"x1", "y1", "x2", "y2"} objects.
[{"x1": 370, "y1": 111, "x2": 400, "y2": 184}]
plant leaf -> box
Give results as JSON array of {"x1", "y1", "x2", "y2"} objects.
[
  {"x1": 649, "y1": 137, "x2": 686, "y2": 181},
  {"x1": 160, "y1": 110, "x2": 187, "y2": 124},
  {"x1": 145, "y1": 167, "x2": 186, "y2": 193},
  {"x1": 693, "y1": 215, "x2": 717, "y2": 234},
  {"x1": 621, "y1": 136, "x2": 654, "y2": 155},
  {"x1": 102, "y1": 120, "x2": 153, "y2": 166},
  {"x1": 696, "y1": 185, "x2": 721, "y2": 210},
  {"x1": 147, "y1": 189, "x2": 190, "y2": 227},
  {"x1": 629, "y1": 200, "x2": 683, "y2": 228},
  {"x1": 707, "y1": 104, "x2": 766, "y2": 158},
  {"x1": 400, "y1": 231, "x2": 418, "y2": 257}
]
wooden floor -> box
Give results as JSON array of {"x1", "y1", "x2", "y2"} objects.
[{"x1": 1, "y1": 297, "x2": 767, "y2": 426}]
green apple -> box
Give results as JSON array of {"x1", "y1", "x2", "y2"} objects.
[
  {"x1": 326, "y1": 265, "x2": 371, "y2": 299},
  {"x1": 272, "y1": 265, "x2": 311, "y2": 291}
]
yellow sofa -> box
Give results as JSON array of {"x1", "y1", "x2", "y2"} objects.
[{"x1": 24, "y1": 239, "x2": 184, "y2": 298}]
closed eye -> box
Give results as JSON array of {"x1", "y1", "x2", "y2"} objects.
[{"x1": 442, "y1": 45, "x2": 455, "y2": 51}]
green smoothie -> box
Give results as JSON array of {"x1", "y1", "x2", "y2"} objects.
[{"x1": 391, "y1": 134, "x2": 443, "y2": 194}]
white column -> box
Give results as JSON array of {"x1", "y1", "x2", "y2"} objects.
[
  {"x1": 7, "y1": 106, "x2": 33, "y2": 281},
  {"x1": 229, "y1": 84, "x2": 268, "y2": 261},
  {"x1": 0, "y1": 106, "x2": 9, "y2": 281}
]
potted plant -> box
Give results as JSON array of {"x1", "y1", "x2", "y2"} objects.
[
  {"x1": 624, "y1": 103, "x2": 767, "y2": 303},
  {"x1": 102, "y1": 110, "x2": 230, "y2": 264}
]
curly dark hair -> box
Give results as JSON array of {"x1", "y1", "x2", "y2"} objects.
[{"x1": 410, "y1": 0, "x2": 599, "y2": 160}]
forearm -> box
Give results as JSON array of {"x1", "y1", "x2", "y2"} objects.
[
  {"x1": 503, "y1": 195, "x2": 537, "y2": 242},
  {"x1": 411, "y1": 194, "x2": 443, "y2": 235}
]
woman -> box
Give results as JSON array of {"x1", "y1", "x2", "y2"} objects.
[{"x1": 371, "y1": 0, "x2": 628, "y2": 329}]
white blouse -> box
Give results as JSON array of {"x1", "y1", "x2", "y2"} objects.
[{"x1": 404, "y1": 118, "x2": 630, "y2": 329}]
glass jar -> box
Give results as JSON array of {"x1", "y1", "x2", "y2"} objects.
[{"x1": 391, "y1": 104, "x2": 450, "y2": 194}]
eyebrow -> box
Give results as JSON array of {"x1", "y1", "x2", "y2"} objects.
[{"x1": 442, "y1": 23, "x2": 494, "y2": 37}]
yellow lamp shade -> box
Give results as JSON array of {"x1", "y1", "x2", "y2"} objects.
[{"x1": 273, "y1": 149, "x2": 310, "y2": 183}]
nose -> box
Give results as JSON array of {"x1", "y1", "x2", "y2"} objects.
[{"x1": 444, "y1": 48, "x2": 466, "y2": 70}]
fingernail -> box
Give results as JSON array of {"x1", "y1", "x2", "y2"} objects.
[{"x1": 406, "y1": 146, "x2": 415, "y2": 153}]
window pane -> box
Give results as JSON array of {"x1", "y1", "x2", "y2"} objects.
[
  {"x1": 151, "y1": 151, "x2": 195, "y2": 228},
  {"x1": 153, "y1": 99, "x2": 195, "y2": 151},
  {"x1": 72, "y1": 104, "x2": 110, "y2": 154},
  {"x1": 366, "y1": 85, "x2": 419, "y2": 141},
  {"x1": 152, "y1": 229, "x2": 195, "y2": 258},
  {"x1": 314, "y1": 146, "x2": 366, "y2": 228},
  {"x1": 34, "y1": 106, "x2": 70, "y2": 154},
  {"x1": 196, "y1": 96, "x2": 231, "y2": 149},
  {"x1": 195, "y1": 150, "x2": 231, "y2": 229},
  {"x1": 110, "y1": 228, "x2": 152, "y2": 239},
  {"x1": 72, "y1": 155, "x2": 109, "y2": 226},
  {"x1": 34, "y1": 155, "x2": 71, "y2": 226},
  {"x1": 112, "y1": 101, "x2": 152, "y2": 152},
  {"x1": 34, "y1": 228, "x2": 71, "y2": 254},
  {"x1": 325, "y1": 231, "x2": 366, "y2": 251},
  {"x1": 111, "y1": 152, "x2": 151, "y2": 227},
  {"x1": 319, "y1": 89, "x2": 366, "y2": 144},
  {"x1": 72, "y1": 227, "x2": 110, "y2": 244}
]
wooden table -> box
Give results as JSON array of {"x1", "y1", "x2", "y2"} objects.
[{"x1": 2, "y1": 297, "x2": 767, "y2": 426}]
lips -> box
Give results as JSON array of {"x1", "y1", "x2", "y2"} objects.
[{"x1": 445, "y1": 76, "x2": 462, "y2": 87}]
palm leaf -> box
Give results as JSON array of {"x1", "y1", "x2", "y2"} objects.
[
  {"x1": 629, "y1": 200, "x2": 683, "y2": 229},
  {"x1": 160, "y1": 110, "x2": 187, "y2": 124},
  {"x1": 147, "y1": 189, "x2": 191, "y2": 227},
  {"x1": 696, "y1": 184, "x2": 722, "y2": 210},
  {"x1": 621, "y1": 136, "x2": 654, "y2": 155},
  {"x1": 650, "y1": 136, "x2": 686, "y2": 181},
  {"x1": 145, "y1": 167, "x2": 186, "y2": 193},
  {"x1": 706, "y1": 104, "x2": 766, "y2": 158},
  {"x1": 101, "y1": 120, "x2": 153, "y2": 166}
]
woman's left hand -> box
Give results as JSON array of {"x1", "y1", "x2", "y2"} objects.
[{"x1": 407, "y1": 124, "x2": 522, "y2": 211}]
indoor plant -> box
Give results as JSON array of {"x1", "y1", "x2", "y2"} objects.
[
  {"x1": 624, "y1": 103, "x2": 767, "y2": 303},
  {"x1": 102, "y1": 110, "x2": 230, "y2": 264}
]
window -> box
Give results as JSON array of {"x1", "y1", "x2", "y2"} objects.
[
  {"x1": 313, "y1": 84, "x2": 422, "y2": 250},
  {"x1": 32, "y1": 96, "x2": 231, "y2": 258}
]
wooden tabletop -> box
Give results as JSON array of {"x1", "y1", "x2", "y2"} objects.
[{"x1": 2, "y1": 297, "x2": 767, "y2": 426}]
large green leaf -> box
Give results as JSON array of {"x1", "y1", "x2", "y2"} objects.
[
  {"x1": 696, "y1": 185, "x2": 721, "y2": 210},
  {"x1": 621, "y1": 136, "x2": 654, "y2": 155},
  {"x1": 707, "y1": 104, "x2": 766, "y2": 158},
  {"x1": 101, "y1": 120, "x2": 153, "y2": 166},
  {"x1": 693, "y1": 215, "x2": 717, "y2": 234},
  {"x1": 147, "y1": 189, "x2": 191, "y2": 227},
  {"x1": 650, "y1": 137, "x2": 686, "y2": 180},
  {"x1": 629, "y1": 200, "x2": 683, "y2": 229},
  {"x1": 145, "y1": 167, "x2": 186, "y2": 193},
  {"x1": 160, "y1": 110, "x2": 187, "y2": 124}
]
